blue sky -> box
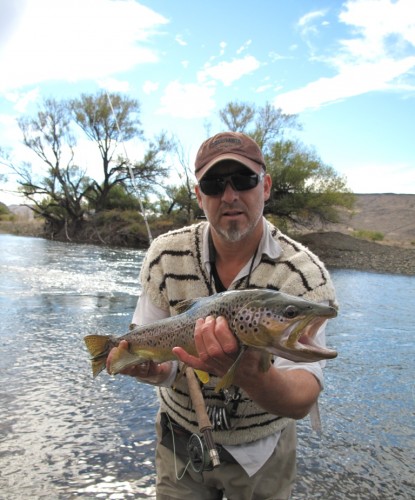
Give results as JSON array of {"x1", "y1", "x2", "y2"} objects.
[{"x1": 1, "y1": 0, "x2": 414, "y2": 205}]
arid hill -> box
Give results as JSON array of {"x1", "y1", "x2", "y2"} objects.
[
  {"x1": 322, "y1": 193, "x2": 415, "y2": 246},
  {"x1": 296, "y1": 194, "x2": 415, "y2": 276}
]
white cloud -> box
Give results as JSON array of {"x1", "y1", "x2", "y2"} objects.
[
  {"x1": 275, "y1": 0, "x2": 415, "y2": 113},
  {"x1": 339, "y1": 0, "x2": 415, "y2": 55},
  {"x1": 98, "y1": 78, "x2": 130, "y2": 93},
  {"x1": 158, "y1": 81, "x2": 216, "y2": 118},
  {"x1": 198, "y1": 55, "x2": 261, "y2": 86},
  {"x1": 0, "y1": 114, "x2": 23, "y2": 152},
  {"x1": 0, "y1": 0, "x2": 168, "y2": 92},
  {"x1": 175, "y1": 34, "x2": 187, "y2": 46},
  {"x1": 269, "y1": 51, "x2": 290, "y2": 62},
  {"x1": 236, "y1": 40, "x2": 252, "y2": 55},
  {"x1": 142, "y1": 80, "x2": 159, "y2": 94},
  {"x1": 255, "y1": 84, "x2": 273, "y2": 93},
  {"x1": 344, "y1": 160, "x2": 415, "y2": 194},
  {"x1": 298, "y1": 9, "x2": 328, "y2": 34},
  {"x1": 4, "y1": 88, "x2": 40, "y2": 112},
  {"x1": 275, "y1": 56, "x2": 415, "y2": 113}
]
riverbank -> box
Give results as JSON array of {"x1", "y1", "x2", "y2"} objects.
[
  {"x1": 298, "y1": 231, "x2": 415, "y2": 276},
  {"x1": 2, "y1": 218, "x2": 414, "y2": 276}
]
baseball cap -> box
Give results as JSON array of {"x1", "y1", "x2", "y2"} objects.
[{"x1": 195, "y1": 132, "x2": 266, "y2": 180}]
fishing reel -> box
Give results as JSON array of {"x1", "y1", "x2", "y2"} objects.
[{"x1": 186, "y1": 433, "x2": 214, "y2": 472}]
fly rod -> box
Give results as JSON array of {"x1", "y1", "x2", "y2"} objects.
[{"x1": 185, "y1": 366, "x2": 220, "y2": 468}]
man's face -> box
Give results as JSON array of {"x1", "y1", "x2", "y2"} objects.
[{"x1": 195, "y1": 160, "x2": 271, "y2": 243}]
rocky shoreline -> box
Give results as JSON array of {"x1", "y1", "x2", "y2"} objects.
[
  {"x1": 298, "y1": 232, "x2": 415, "y2": 276},
  {"x1": 1, "y1": 220, "x2": 414, "y2": 276}
]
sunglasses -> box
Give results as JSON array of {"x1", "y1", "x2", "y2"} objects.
[{"x1": 199, "y1": 171, "x2": 265, "y2": 196}]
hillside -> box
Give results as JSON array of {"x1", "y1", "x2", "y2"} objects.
[
  {"x1": 296, "y1": 194, "x2": 415, "y2": 276},
  {"x1": 321, "y1": 193, "x2": 415, "y2": 246}
]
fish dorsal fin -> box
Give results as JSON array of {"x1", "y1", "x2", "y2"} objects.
[{"x1": 175, "y1": 298, "x2": 198, "y2": 315}]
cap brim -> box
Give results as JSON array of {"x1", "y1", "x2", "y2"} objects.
[{"x1": 196, "y1": 153, "x2": 262, "y2": 180}]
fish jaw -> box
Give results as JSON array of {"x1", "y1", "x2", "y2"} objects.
[
  {"x1": 265, "y1": 315, "x2": 338, "y2": 362},
  {"x1": 232, "y1": 296, "x2": 338, "y2": 363}
]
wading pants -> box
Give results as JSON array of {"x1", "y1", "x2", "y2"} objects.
[{"x1": 154, "y1": 412, "x2": 297, "y2": 500}]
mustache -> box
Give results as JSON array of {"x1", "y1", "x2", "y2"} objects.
[{"x1": 220, "y1": 202, "x2": 245, "y2": 212}]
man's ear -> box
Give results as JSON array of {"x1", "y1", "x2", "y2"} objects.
[
  {"x1": 263, "y1": 173, "x2": 272, "y2": 202},
  {"x1": 195, "y1": 184, "x2": 204, "y2": 209}
]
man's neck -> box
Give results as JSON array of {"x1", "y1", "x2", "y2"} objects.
[
  {"x1": 210, "y1": 221, "x2": 263, "y2": 260},
  {"x1": 209, "y1": 223, "x2": 263, "y2": 288}
]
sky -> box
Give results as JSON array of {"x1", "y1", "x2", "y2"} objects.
[{"x1": 0, "y1": 0, "x2": 414, "y2": 205}]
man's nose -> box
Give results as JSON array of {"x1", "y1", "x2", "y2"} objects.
[{"x1": 220, "y1": 181, "x2": 239, "y2": 201}]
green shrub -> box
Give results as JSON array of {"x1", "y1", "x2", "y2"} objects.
[{"x1": 352, "y1": 229, "x2": 384, "y2": 242}]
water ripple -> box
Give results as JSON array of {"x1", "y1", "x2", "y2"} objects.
[{"x1": 0, "y1": 236, "x2": 414, "y2": 499}]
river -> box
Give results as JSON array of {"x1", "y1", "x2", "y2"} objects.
[{"x1": 0, "y1": 234, "x2": 413, "y2": 499}]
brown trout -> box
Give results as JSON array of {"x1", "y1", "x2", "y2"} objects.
[{"x1": 84, "y1": 289, "x2": 338, "y2": 391}]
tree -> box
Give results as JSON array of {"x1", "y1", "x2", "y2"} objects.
[
  {"x1": 70, "y1": 92, "x2": 174, "y2": 214},
  {"x1": 165, "y1": 139, "x2": 199, "y2": 223},
  {"x1": 70, "y1": 91, "x2": 143, "y2": 211},
  {"x1": 128, "y1": 131, "x2": 175, "y2": 195},
  {"x1": 219, "y1": 101, "x2": 299, "y2": 152},
  {"x1": 13, "y1": 98, "x2": 91, "y2": 237},
  {"x1": 219, "y1": 101, "x2": 256, "y2": 133},
  {"x1": 266, "y1": 140, "x2": 354, "y2": 225},
  {"x1": 218, "y1": 101, "x2": 354, "y2": 226}
]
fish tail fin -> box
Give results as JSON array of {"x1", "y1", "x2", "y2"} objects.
[{"x1": 84, "y1": 335, "x2": 114, "y2": 378}]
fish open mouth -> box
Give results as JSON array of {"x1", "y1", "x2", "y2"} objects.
[{"x1": 277, "y1": 314, "x2": 338, "y2": 362}]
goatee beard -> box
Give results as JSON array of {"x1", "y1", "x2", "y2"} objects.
[{"x1": 217, "y1": 221, "x2": 245, "y2": 242}]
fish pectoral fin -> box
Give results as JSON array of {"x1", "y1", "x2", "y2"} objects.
[
  {"x1": 259, "y1": 352, "x2": 272, "y2": 372},
  {"x1": 173, "y1": 363, "x2": 187, "y2": 388},
  {"x1": 173, "y1": 365, "x2": 210, "y2": 389},
  {"x1": 175, "y1": 298, "x2": 198, "y2": 314},
  {"x1": 214, "y1": 346, "x2": 248, "y2": 393},
  {"x1": 194, "y1": 369, "x2": 210, "y2": 384}
]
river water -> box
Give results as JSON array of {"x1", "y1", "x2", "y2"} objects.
[{"x1": 0, "y1": 234, "x2": 413, "y2": 499}]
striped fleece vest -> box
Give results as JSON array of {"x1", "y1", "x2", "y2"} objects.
[{"x1": 139, "y1": 220, "x2": 337, "y2": 446}]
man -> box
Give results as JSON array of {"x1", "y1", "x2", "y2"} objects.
[{"x1": 108, "y1": 132, "x2": 337, "y2": 499}]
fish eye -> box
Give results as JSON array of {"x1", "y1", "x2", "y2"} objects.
[{"x1": 284, "y1": 305, "x2": 298, "y2": 319}]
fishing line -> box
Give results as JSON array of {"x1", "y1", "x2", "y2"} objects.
[
  {"x1": 165, "y1": 412, "x2": 192, "y2": 480},
  {"x1": 105, "y1": 91, "x2": 153, "y2": 245}
]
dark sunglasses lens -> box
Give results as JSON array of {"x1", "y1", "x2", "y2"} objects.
[
  {"x1": 199, "y1": 178, "x2": 223, "y2": 195},
  {"x1": 232, "y1": 174, "x2": 259, "y2": 191},
  {"x1": 200, "y1": 173, "x2": 259, "y2": 195}
]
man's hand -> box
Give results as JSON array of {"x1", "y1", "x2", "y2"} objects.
[
  {"x1": 173, "y1": 316, "x2": 321, "y2": 419},
  {"x1": 173, "y1": 316, "x2": 240, "y2": 378}
]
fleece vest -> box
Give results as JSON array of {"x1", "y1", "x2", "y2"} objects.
[{"x1": 139, "y1": 221, "x2": 336, "y2": 446}]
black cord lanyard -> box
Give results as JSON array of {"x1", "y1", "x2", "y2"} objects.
[
  {"x1": 208, "y1": 230, "x2": 259, "y2": 292},
  {"x1": 207, "y1": 230, "x2": 262, "y2": 429}
]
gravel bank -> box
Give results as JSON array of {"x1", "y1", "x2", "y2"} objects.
[{"x1": 298, "y1": 232, "x2": 415, "y2": 276}]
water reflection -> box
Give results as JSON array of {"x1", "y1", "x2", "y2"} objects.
[{"x1": 0, "y1": 235, "x2": 414, "y2": 499}]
